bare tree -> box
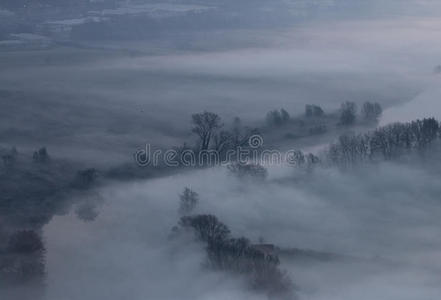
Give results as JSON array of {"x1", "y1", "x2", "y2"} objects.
[
  {"x1": 179, "y1": 214, "x2": 230, "y2": 242},
  {"x1": 213, "y1": 130, "x2": 233, "y2": 153},
  {"x1": 179, "y1": 187, "x2": 199, "y2": 215},
  {"x1": 326, "y1": 118, "x2": 441, "y2": 166},
  {"x1": 192, "y1": 112, "x2": 222, "y2": 150},
  {"x1": 230, "y1": 117, "x2": 260, "y2": 149}
]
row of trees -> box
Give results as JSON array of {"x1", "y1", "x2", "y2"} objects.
[
  {"x1": 173, "y1": 188, "x2": 294, "y2": 298},
  {"x1": 285, "y1": 118, "x2": 440, "y2": 170},
  {"x1": 266, "y1": 105, "x2": 325, "y2": 127},
  {"x1": 266, "y1": 109, "x2": 291, "y2": 127},
  {"x1": 176, "y1": 214, "x2": 294, "y2": 299},
  {"x1": 170, "y1": 103, "x2": 383, "y2": 169},
  {"x1": 189, "y1": 101, "x2": 382, "y2": 155},
  {"x1": 339, "y1": 101, "x2": 383, "y2": 125},
  {"x1": 1, "y1": 147, "x2": 50, "y2": 168},
  {"x1": 327, "y1": 118, "x2": 440, "y2": 167},
  {"x1": 191, "y1": 112, "x2": 258, "y2": 152},
  {"x1": 265, "y1": 101, "x2": 381, "y2": 129},
  {"x1": 288, "y1": 150, "x2": 320, "y2": 169},
  {"x1": 1, "y1": 146, "x2": 99, "y2": 190}
]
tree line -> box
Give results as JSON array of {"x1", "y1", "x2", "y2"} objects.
[
  {"x1": 172, "y1": 188, "x2": 294, "y2": 299},
  {"x1": 174, "y1": 214, "x2": 294, "y2": 299},
  {"x1": 288, "y1": 117, "x2": 441, "y2": 169},
  {"x1": 326, "y1": 118, "x2": 440, "y2": 167},
  {"x1": 187, "y1": 101, "x2": 381, "y2": 153}
]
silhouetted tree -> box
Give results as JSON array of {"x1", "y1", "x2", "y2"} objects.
[
  {"x1": 326, "y1": 118, "x2": 441, "y2": 166},
  {"x1": 280, "y1": 108, "x2": 290, "y2": 123},
  {"x1": 210, "y1": 118, "x2": 260, "y2": 158},
  {"x1": 232, "y1": 117, "x2": 244, "y2": 146},
  {"x1": 213, "y1": 130, "x2": 233, "y2": 153},
  {"x1": 192, "y1": 112, "x2": 222, "y2": 150},
  {"x1": 177, "y1": 214, "x2": 295, "y2": 299},
  {"x1": 179, "y1": 214, "x2": 230, "y2": 243},
  {"x1": 418, "y1": 118, "x2": 440, "y2": 147},
  {"x1": 305, "y1": 104, "x2": 324, "y2": 117},
  {"x1": 266, "y1": 109, "x2": 290, "y2": 127},
  {"x1": 179, "y1": 187, "x2": 199, "y2": 215},
  {"x1": 230, "y1": 117, "x2": 260, "y2": 149},
  {"x1": 361, "y1": 102, "x2": 382, "y2": 123},
  {"x1": 32, "y1": 147, "x2": 50, "y2": 163},
  {"x1": 339, "y1": 101, "x2": 357, "y2": 125},
  {"x1": 288, "y1": 150, "x2": 320, "y2": 170}
]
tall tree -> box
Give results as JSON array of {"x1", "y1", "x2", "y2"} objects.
[
  {"x1": 361, "y1": 101, "x2": 382, "y2": 123},
  {"x1": 266, "y1": 109, "x2": 290, "y2": 127},
  {"x1": 192, "y1": 112, "x2": 222, "y2": 150},
  {"x1": 339, "y1": 101, "x2": 357, "y2": 126},
  {"x1": 179, "y1": 187, "x2": 199, "y2": 215}
]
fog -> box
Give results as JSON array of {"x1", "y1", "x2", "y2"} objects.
[
  {"x1": 44, "y1": 163, "x2": 441, "y2": 299},
  {"x1": 1, "y1": 1, "x2": 441, "y2": 300},
  {"x1": 2, "y1": 17, "x2": 438, "y2": 163}
]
